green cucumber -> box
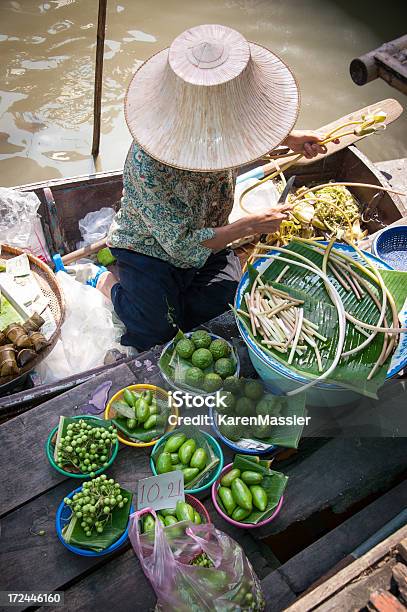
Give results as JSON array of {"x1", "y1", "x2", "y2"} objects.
[
  {"x1": 190, "y1": 448, "x2": 207, "y2": 470},
  {"x1": 231, "y1": 478, "x2": 253, "y2": 511},
  {"x1": 250, "y1": 485, "x2": 268, "y2": 511},
  {"x1": 163, "y1": 432, "x2": 187, "y2": 453},
  {"x1": 220, "y1": 468, "x2": 241, "y2": 488},
  {"x1": 143, "y1": 414, "x2": 158, "y2": 430},
  {"x1": 164, "y1": 515, "x2": 178, "y2": 526},
  {"x1": 156, "y1": 452, "x2": 173, "y2": 474},
  {"x1": 240, "y1": 471, "x2": 263, "y2": 485},
  {"x1": 123, "y1": 388, "x2": 137, "y2": 407},
  {"x1": 136, "y1": 398, "x2": 150, "y2": 423},
  {"x1": 178, "y1": 439, "x2": 197, "y2": 465},
  {"x1": 193, "y1": 511, "x2": 201, "y2": 524},
  {"x1": 176, "y1": 500, "x2": 195, "y2": 522},
  {"x1": 160, "y1": 507, "x2": 177, "y2": 517},
  {"x1": 218, "y1": 486, "x2": 236, "y2": 516},
  {"x1": 170, "y1": 453, "x2": 179, "y2": 464},
  {"x1": 231, "y1": 506, "x2": 252, "y2": 521},
  {"x1": 182, "y1": 467, "x2": 199, "y2": 484},
  {"x1": 143, "y1": 514, "x2": 156, "y2": 532}
]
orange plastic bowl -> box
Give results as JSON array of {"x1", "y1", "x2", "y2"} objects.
[{"x1": 104, "y1": 384, "x2": 178, "y2": 448}]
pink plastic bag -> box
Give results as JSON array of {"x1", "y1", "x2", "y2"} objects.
[{"x1": 129, "y1": 508, "x2": 265, "y2": 611}]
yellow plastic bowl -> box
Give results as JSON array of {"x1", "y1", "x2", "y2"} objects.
[{"x1": 104, "y1": 384, "x2": 178, "y2": 448}]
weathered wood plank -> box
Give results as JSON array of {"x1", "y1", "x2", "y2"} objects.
[
  {"x1": 255, "y1": 437, "x2": 407, "y2": 538},
  {"x1": 262, "y1": 571, "x2": 296, "y2": 612},
  {"x1": 393, "y1": 563, "x2": 407, "y2": 605},
  {"x1": 284, "y1": 525, "x2": 407, "y2": 612},
  {"x1": 0, "y1": 363, "x2": 136, "y2": 516},
  {"x1": 276, "y1": 479, "x2": 407, "y2": 595}
]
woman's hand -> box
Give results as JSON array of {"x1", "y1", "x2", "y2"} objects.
[
  {"x1": 283, "y1": 130, "x2": 340, "y2": 159},
  {"x1": 202, "y1": 206, "x2": 292, "y2": 251},
  {"x1": 245, "y1": 205, "x2": 292, "y2": 235}
]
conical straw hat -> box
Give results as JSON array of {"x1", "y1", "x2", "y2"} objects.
[{"x1": 125, "y1": 24, "x2": 299, "y2": 172}]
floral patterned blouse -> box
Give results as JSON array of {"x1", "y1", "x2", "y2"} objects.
[{"x1": 108, "y1": 142, "x2": 237, "y2": 269}]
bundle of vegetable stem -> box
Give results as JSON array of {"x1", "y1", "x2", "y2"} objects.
[{"x1": 246, "y1": 239, "x2": 406, "y2": 392}]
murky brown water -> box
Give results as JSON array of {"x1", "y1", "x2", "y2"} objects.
[{"x1": 0, "y1": 0, "x2": 406, "y2": 187}]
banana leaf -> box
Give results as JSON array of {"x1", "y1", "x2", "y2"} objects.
[
  {"x1": 218, "y1": 456, "x2": 288, "y2": 525},
  {"x1": 238, "y1": 241, "x2": 407, "y2": 398},
  {"x1": 250, "y1": 395, "x2": 306, "y2": 448},
  {"x1": 62, "y1": 488, "x2": 133, "y2": 552},
  {"x1": 0, "y1": 296, "x2": 23, "y2": 329}
]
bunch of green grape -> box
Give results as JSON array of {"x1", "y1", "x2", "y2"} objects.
[
  {"x1": 56, "y1": 420, "x2": 117, "y2": 475},
  {"x1": 64, "y1": 475, "x2": 128, "y2": 537}
]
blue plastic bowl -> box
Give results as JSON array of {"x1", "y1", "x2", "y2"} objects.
[
  {"x1": 371, "y1": 226, "x2": 407, "y2": 271},
  {"x1": 209, "y1": 406, "x2": 276, "y2": 456},
  {"x1": 56, "y1": 486, "x2": 133, "y2": 557},
  {"x1": 150, "y1": 430, "x2": 224, "y2": 494}
]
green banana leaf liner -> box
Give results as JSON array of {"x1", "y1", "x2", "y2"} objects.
[
  {"x1": 62, "y1": 488, "x2": 133, "y2": 552},
  {"x1": 53, "y1": 415, "x2": 116, "y2": 469},
  {"x1": 111, "y1": 394, "x2": 170, "y2": 443},
  {"x1": 218, "y1": 455, "x2": 288, "y2": 525},
  {"x1": 154, "y1": 425, "x2": 220, "y2": 489},
  {"x1": 159, "y1": 329, "x2": 238, "y2": 392},
  {"x1": 0, "y1": 296, "x2": 24, "y2": 329},
  {"x1": 237, "y1": 241, "x2": 406, "y2": 399}
]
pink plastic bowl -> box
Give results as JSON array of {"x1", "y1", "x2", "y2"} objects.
[{"x1": 211, "y1": 463, "x2": 284, "y2": 529}]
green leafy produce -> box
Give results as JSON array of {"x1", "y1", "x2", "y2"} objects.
[
  {"x1": 176, "y1": 338, "x2": 195, "y2": 359},
  {"x1": 203, "y1": 372, "x2": 223, "y2": 392},
  {"x1": 192, "y1": 348, "x2": 213, "y2": 369},
  {"x1": 53, "y1": 417, "x2": 117, "y2": 476},
  {"x1": 214, "y1": 357, "x2": 236, "y2": 379},
  {"x1": 209, "y1": 338, "x2": 231, "y2": 360},
  {"x1": 97, "y1": 247, "x2": 116, "y2": 266},
  {"x1": 63, "y1": 475, "x2": 132, "y2": 551},
  {"x1": 191, "y1": 329, "x2": 212, "y2": 349}
]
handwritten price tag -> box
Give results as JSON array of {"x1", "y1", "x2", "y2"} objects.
[{"x1": 137, "y1": 471, "x2": 185, "y2": 511}]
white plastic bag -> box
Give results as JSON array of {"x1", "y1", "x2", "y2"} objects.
[
  {"x1": 36, "y1": 271, "x2": 125, "y2": 384},
  {"x1": 0, "y1": 187, "x2": 50, "y2": 262},
  {"x1": 77, "y1": 207, "x2": 115, "y2": 248},
  {"x1": 229, "y1": 177, "x2": 280, "y2": 224}
]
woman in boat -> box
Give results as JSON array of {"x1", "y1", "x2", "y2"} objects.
[{"x1": 96, "y1": 25, "x2": 337, "y2": 351}]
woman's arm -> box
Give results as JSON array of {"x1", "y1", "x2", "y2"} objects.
[
  {"x1": 202, "y1": 205, "x2": 292, "y2": 251},
  {"x1": 283, "y1": 130, "x2": 340, "y2": 158}
]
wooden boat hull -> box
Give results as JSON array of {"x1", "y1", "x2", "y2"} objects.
[{"x1": 1, "y1": 144, "x2": 404, "y2": 412}]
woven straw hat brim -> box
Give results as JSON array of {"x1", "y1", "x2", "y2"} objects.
[{"x1": 125, "y1": 42, "x2": 299, "y2": 172}]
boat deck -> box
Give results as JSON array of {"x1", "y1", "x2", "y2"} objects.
[{"x1": 1, "y1": 310, "x2": 406, "y2": 611}]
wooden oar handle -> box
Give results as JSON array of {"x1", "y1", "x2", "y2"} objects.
[{"x1": 61, "y1": 238, "x2": 107, "y2": 265}]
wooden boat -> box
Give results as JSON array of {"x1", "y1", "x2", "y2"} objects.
[{"x1": 0, "y1": 144, "x2": 405, "y2": 417}]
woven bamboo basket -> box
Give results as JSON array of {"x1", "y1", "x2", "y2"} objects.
[{"x1": 0, "y1": 245, "x2": 65, "y2": 392}]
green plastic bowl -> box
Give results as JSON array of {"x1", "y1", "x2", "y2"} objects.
[
  {"x1": 46, "y1": 415, "x2": 119, "y2": 479},
  {"x1": 150, "y1": 430, "x2": 224, "y2": 494}
]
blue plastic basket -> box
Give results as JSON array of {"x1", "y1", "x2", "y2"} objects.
[
  {"x1": 150, "y1": 430, "x2": 224, "y2": 494},
  {"x1": 371, "y1": 226, "x2": 407, "y2": 271},
  {"x1": 209, "y1": 406, "x2": 276, "y2": 456},
  {"x1": 56, "y1": 486, "x2": 133, "y2": 556}
]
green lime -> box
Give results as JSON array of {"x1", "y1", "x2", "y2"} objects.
[
  {"x1": 191, "y1": 330, "x2": 212, "y2": 349},
  {"x1": 217, "y1": 391, "x2": 236, "y2": 414},
  {"x1": 175, "y1": 338, "x2": 195, "y2": 359},
  {"x1": 223, "y1": 376, "x2": 244, "y2": 395},
  {"x1": 209, "y1": 338, "x2": 231, "y2": 360},
  {"x1": 214, "y1": 357, "x2": 236, "y2": 379},
  {"x1": 185, "y1": 367, "x2": 205, "y2": 389},
  {"x1": 256, "y1": 394, "x2": 280, "y2": 417},
  {"x1": 244, "y1": 379, "x2": 264, "y2": 401},
  {"x1": 191, "y1": 348, "x2": 213, "y2": 369},
  {"x1": 235, "y1": 397, "x2": 255, "y2": 417},
  {"x1": 203, "y1": 373, "x2": 223, "y2": 393}
]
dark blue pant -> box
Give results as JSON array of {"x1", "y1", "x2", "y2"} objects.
[{"x1": 110, "y1": 248, "x2": 241, "y2": 351}]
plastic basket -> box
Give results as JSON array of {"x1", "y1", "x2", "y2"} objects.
[
  {"x1": 104, "y1": 383, "x2": 178, "y2": 448},
  {"x1": 46, "y1": 415, "x2": 119, "y2": 478},
  {"x1": 150, "y1": 430, "x2": 224, "y2": 495},
  {"x1": 211, "y1": 463, "x2": 283, "y2": 529},
  {"x1": 56, "y1": 486, "x2": 134, "y2": 556},
  {"x1": 371, "y1": 225, "x2": 407, "y2": 271}
]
